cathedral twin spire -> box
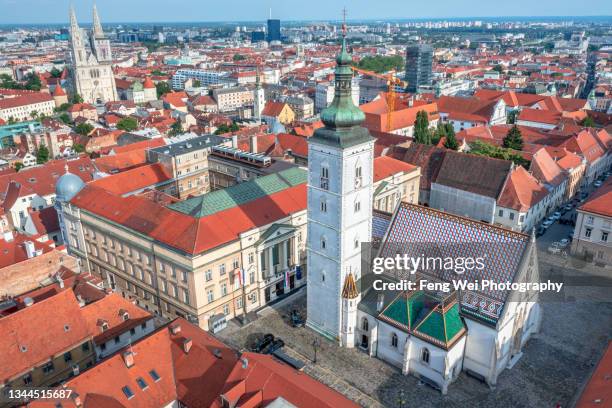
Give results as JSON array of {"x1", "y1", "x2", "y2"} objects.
[{"x1": 69, "y1": 4, "x2": 105, "y2": 39}]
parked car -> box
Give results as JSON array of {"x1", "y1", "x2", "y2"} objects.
[
  {"x1": 536, "y1": 226, "x2": 547, "y2": 237},
  {"x1": 559, "y1": 238, "x2": 570, "y2": 248},
  {"x1": 594, "y1": 180, "x2": 603, "y2": 188},
  {"x1": 263, "y1": 339, "x2": 285, "y2": 355},
  {"x1": 291, "y1": 310, "x2": 305, "y2": 327},
  {"x1": 542, "y1": 219, "x2": 554, "y2": 227},
  {"x1": 564, "y1": 204, "x2": 573, "y2": 211},
  {"x1": 250, "y1": 334, "x2": 275, "y2": 353},
  {"x1": 552, "y1": 211, "x2": 562, "y2": 220}
]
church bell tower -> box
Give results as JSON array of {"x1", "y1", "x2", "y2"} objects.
[{"x1": 306, "y1": 17, "x2": 374, "y2": 345}]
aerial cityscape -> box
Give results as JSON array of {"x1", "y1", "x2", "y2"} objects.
[{"x1": 0, "y1": 1, "x2": 610, "y2": 407}]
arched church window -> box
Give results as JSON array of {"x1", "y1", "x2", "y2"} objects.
[
  {"x1": 320, "y1": 166, "x2": 329, "y2": 190},
  {"x1": 362, "y1": 318, "x2": 369, "y2": 331},
  {"x1": 421, "y1": 347, "x2": 430, "y2": 364},
  {"x1": 391, "y1": 333, "x2": 398, "y2": 348},
  {"x1": 320, "y1": 199, "x2": 327, "y2": 213}
]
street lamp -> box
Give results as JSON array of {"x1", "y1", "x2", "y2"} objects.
[{"x1": 312, "y1": 338, "x2": 320, "y2": 364}]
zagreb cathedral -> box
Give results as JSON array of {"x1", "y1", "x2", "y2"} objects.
[{"x1": 68, "y1": 5, "x2": 118, "y2": 104}]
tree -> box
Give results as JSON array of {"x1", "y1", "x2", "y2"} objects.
[
  {"x1": 14, "y1": 162, "x2": 24, "y2": 172},
  {"x1": 469, "y1": 140, "x2": 530, "y2": 168},
  {"x1": 75, "y1": 122, "x2": 94, "y2": 136},
  {"x1": 24, "y1": 73, "x2": 42, "y2": 91},
  {"x1": 117, "y1": 117, "x2": 138, "y2": 132},
  {"x1": 507, "y1": 110, "x2": 517, "y2": 124},
  {"x1": 156, "y1": 81, "x2": 171, "y2": 99},
  {"x1": 214, "y1": 123, "x2": 231, "y2": 135},
  {"x1": 443, "y1": 125, "x2": 459, "y2": 150},
  {"x1": 233, "y1": 54, "x2": 246, "y2": 61},
  {"x1": 50, "y1": 67, "x2": 62, "y2": 78},
  {"x1": 169, "y1": 120, "x2": 182, "y2": 136},
  {"x1": 354, "y1": 55, "x2": 404, "y2": 73},
  {"x1": 0, "y1": 73, "x2": 19, "y2": 89},
  {"x1": 36, "y1": 145, "x2": 50, "y2": 164},
  {"x1": 73, "y1": 143, "x2": 85, "y2": 153},
  {"x1": 413, "y1": 111, "x2": 431, "y2": 145},
  {"x1": 503, "y1": 125, "x2": 524, "y2": 151},
  {"x1": 492, "y1": 64, "x2": 504, "y2": 73},
  {"x1": 230, "y1": 122, "x2": 239, "y2": 132},
  {"x1": 192, "y1": 79, "x2": 201, "y2": 88},
  {"x1": 70, "y1": 93, "x2": 84, "y2": 104},
  {"x1": 55, "y1": 102, "x2": 72, "y2": 112},
  {"x1": 58, "y1": 113, "x2": 71, "y2": 124},
  {"x1": 7, "y1": 116, "x2": 16, "y2": 125},
  {"x1": 580, "y1": 116, "x2": 595, "y2": 128}
]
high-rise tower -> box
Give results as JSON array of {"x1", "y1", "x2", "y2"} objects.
[
  {"x1": 306, "y1": 24, "x2": 374, "y2": 345},
  {"x1": 405, "y1": 44, "x2": 433, "y2": 93},
  {"x1": 68, "y1": 5, "x2": 118, "y2": 104}
]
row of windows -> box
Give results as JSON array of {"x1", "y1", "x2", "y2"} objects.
[
  {"x1": 584, "y1": 228, "x2": 608, "y2": 242},
  {"x1": 361, "y1": 319, "x2": 430, "y2": 363}
]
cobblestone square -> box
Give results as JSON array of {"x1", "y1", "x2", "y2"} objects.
[{"x1": 216, "y1": 252, "x2": 612, "y2": 408}]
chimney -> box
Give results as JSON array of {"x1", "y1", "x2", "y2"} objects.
[
  {"x1": 71, "y1": 392, "x2": 82, "y2": 408},
  {"x1": 169, "y1": 323, "x2": 181, "y2": 335},
  {"x1": 241, "y1": 357, "x2": 249, "y2": 369},
  {"x1": 23, "y1": 297, "x2": 34, "y2": 307},
  {"x1": 249, "y1": 135, "x2": 258, "y2": 153},
  {"x1": 376, "y1": 294, "x2": 385, "y2": 312},
  {"x1": 2, "y1": 231, "x2": 13, "y2": 242},
  {"x1": 231, "y1": 134, "x2": 238, "y2": 148},
  {"x1": 24, "y1": 241, "x2": 36, "y2": 259},
  {"x1": 213, "y1": 348, "x2": 222, "y2": 358},
  {"x1": 56, "y1": 273, "x2": 64, "y2": 289},
  {"x1": 122, "y1": 351, "x2": 135, "y2": 368},
  {"x1": 183, "y1": 338, "x2": 193, "y2": 354}
]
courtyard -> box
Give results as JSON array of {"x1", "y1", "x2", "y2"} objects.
[{"x1": 216, "y1": 251, "x2": 612, "y2": 408}]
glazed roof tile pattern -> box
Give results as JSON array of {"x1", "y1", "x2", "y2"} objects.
[
  {"x1": 378, "y1": 203, "x2": 530, "y2": 323},
  {"x1": 169, "y1": 167, "x2": 307, "y2": 218},
  {"x1": 372, "y1": 210, "x2": 392, "y2": 242},
  {"x1": 379, "y1": 291, "x2": 466, "y2": 349}
]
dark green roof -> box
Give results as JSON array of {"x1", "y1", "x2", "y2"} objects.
[
  {"x1": 168, "y1": 167, "x2": 306, "y2": 218},
  {"x1": 379, "y1": 291, "x2": 466, "y2": 349}
]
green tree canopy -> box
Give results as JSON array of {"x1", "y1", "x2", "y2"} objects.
[
  {"x1": 36, "y1": 145, "x2": 50, "y2": 164},
  {"x1": 469, "y1": 140, "x2": 530, "y2": 168},
  {"x1": 58, "y1": 113, "x2": 71, "y2": 124},
  {"x1": 70, "y1": 93, "x2": 84, "y2": 104},
  {"x1": 413, "y1": 111, "x2": 432, "y2": 145},
  {"x1": 117, "y1": 117, "x2": 138, "y2": 132},
  {"x1": 354, "y1": 55, "x2": 404, "y2": 74},
  {"x1": 73, "y1": 143, "x2": 85, "y2": 153},
  {"x1": 443, "y1": 125, "x2": 459, "y2": 150},
  {"x1": 14, "y1": 162, "x2": 24, "y2": 172},
  {"x1": 503, "y1": 125, "x2": 524, "y2": 151},
  {"x1": 156, "y1": 81, "x2": 171, "y2": 99},
  {"x1": 233, "y1": 54, "x2": 246, "y2": 61},
  {"x1": 580, "y1": 116, "x2": 595, "y2": 128},
  {"x1": 50, "y1": 67, "x2": 62, "y2": 78},
  {"x1": 75, "y1": 122, "x2": 94, "y2": 136},
  {"x1": 169, "y1": 120, "x2": 183, "y2": 136}
]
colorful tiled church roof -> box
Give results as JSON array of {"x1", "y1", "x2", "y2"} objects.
[
  {"x1": 378, "y1": 202, "x2": 531, "y2": 324},
  {"x1": 379, "y1": 291, "x2": 466, "y2": 349}
]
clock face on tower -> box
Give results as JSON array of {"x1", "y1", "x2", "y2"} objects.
[{"x1": 354, "y1": 177, "x2": 361, "y2": 188}]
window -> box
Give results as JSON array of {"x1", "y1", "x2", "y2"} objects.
[
  {"x1": 149, "y1": 369, "x2": 161, "y2": 382},
  {"x1": 321, "y1": 237, "x2": 326, "y2": 250},
  {"x1": 223, "y1": 304, "x2": 230, "y2": 315},
  {"x1": 320, "y1": 166, "x2": 329, "y2": 190},
  {"x1": 42, "y1": 362, "x2": 54, "y2": 374},
  {"x1": 183, "y1": 289, "x2": 189, "y2": 304},
  {"x1": 320, "y1": 199, "x2": 327, "y2": 212},
  {"x1": 100, "y1": 343, "x2": 107, "y2": 351},
  {"x1": 23, "y1": 374, "x2": 32, "y2": 385},
  {"x1": 130, "y1": 328, "x2": 136, "y2": 336},
  {"x1": 122, "y1": 386, "x2": 135, "y2": 400},
  {"x1": 205, "y1": 269, "x2": 212, "y2": 281},
  {"x1": 509, "y1": 212, "x2": 515, "y2": 221},
  {"x1": 207, "y1": 288, "x2": 214, "y2": 303},
  {"x1": 602, "y1": 232, "x2": 609, "y2": 242},
  {"x1": 82, "y1": 342, "x2": 90, "y2": 352},
  {"x1": 354, "y1": 200, "x2": 361, "y2": 212},
  {"x1": 498, "y1": 209, "x2": 503, "y2": 217},
  {"x1": 519, "y1": 214, "x2": 525, "y2": 223},
  {"x1": 354, "y1": 238, "x2": 360, "y2": 249},
  {"x1": 248, "y1": 253, "x2": 254, "y2": 264},
  {"x1": 64, "y1": 352, "x2": 72, "y2": 362},
  {"x1": 355, "y1": 165, "x2": 362, "y2": 180},
  {"x1": 221, "y1": 282, "x2": 228, "y2": 296},
  {"x1": 362, "y1": 318, "x2": 369, "y2": 331},
  {"x1": 421, "y1": 348, "x2": 430, "y2": 364},
  {"x1": 585, "y1": 227, "x2": 592, "y2": 238},
  {"x1": 114, "y1": 336, "x2": 120, "y2": 344},
  {"x1": 232, "y1": 258, "x2": 239, "y2": 269},
  {"x1": 391, "y1": 333, "x2": 398, "y2": 348},
  {"x1": 141, "y1": 322, "x2": 146, "y2": 330},
  {"x1": 219, "y1": 264, "x2": 226, "y2": 275},
  {"x1": 136, "y1": 377, "x2": 148, "y2": 390},
  {"x1": 586, "y1": 216, "x2": 594, "y2": 225}
]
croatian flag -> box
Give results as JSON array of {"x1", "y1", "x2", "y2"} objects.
[
  {"x1": 238, "y1": 268, "x2": 245, "y2": 287},
  {"x1": 284, "y1": 269, "x2": 290, "y2": 288}
]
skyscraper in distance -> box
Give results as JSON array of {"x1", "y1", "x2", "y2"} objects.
[
  {"x1": 267, "y1": 19, "x2": 281, "y2": 42},
  {"x1": 405, "y1": 44, "x2": 433, "y2": 93}
]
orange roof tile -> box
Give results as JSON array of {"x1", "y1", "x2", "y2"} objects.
[
  {"x1": 498, "y1": 166, "x2": 548, "y2": 211},
  {"x1": 374, "y1": 156, "x2": 417, "y2": 182}
]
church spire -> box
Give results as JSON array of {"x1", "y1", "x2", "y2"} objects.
[
  {"x1": 69, "y1": 5, "x2": 80, "y2": 38},
  {"x1": 92, "y1": 4, "x2": 104, "y2": 38}
]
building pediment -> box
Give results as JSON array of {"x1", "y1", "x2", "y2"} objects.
[{"x1": 256, "y1": 223, "x2": 296, "y2": 246}]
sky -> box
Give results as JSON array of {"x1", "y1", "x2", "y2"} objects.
[{"x1": 0, "y1": 0, "x2": 611, "y2": 24}]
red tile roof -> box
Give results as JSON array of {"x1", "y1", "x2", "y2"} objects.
[
  {"x1": 0, "y1": 289, "x2": 90, "y2": 383},
  {"x1": 90, "y1": 163, "x2": 173, "y2": 196},
  {"x1": 143, "y1": 76, "x2": 155, "y2": 89},
  {"x1": 579, "y1": 178, "x2": 612, "y2": 218},
  {"x1": 498, "y1": 166, "x2": 548, "y2": 211},
  {"x1": 575, "y1": 341, "x2": 612, "y2": 408},
  {"x1": 261, "y1": 101, "x2": 288, "y2": 117},
  {"x1": 0, "y1": 90, "x2": 54, "y2": 110},
  {"x1": 529, "y1": 148, "x2": 565, "y2": 187},
  {"x1": 80, "y1": 293, "x2": 153, "y2": 345},
  {"x1": 517, "y1": 108, "x2": 561, "y2": 125},
  {"x1": 0, "y1": 233, "x2": 55, "y2": 269},
  {"x1": 374, "y1": 156, "x2": 417, "y2": 182},
  {"x1": 28, "y1": 206, "x2": 60, "y2": 235},
  {"x1": 437, "y1": 95, "x2": 500, "y2": 124}
]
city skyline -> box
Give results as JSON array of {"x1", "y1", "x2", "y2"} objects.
[{"x1": 0, "y1": 0, "x2": 611, "y2": 24}]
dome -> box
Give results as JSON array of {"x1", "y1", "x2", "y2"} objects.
[
  {"x1": 55, "y1": 172, "x2": 85, "y2": 202},
  {"x1": 270, "y1": 121, "x2": 286, "y2": 134}
]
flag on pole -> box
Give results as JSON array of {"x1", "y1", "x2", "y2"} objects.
[{"x1": 284, "y1": 269, "x2": 289, "y2": 288}]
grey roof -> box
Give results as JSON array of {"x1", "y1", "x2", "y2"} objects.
[{"x1": 150, "y1": 134, "x2": 226, "y2": 157}]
